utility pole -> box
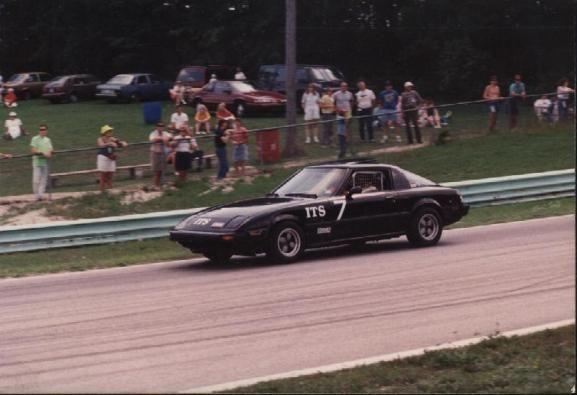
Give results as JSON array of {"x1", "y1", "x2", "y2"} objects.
[{"x1": 283, "y1": 0, "x2": 298, "y2": 156}]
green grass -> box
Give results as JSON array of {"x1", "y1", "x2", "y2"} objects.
[
  {"x1": 224, "y1": 325, "x2": 575, "y2": 394},
  {"x1": 0, "y1": 197, "x2": 573, "y2": 279}
]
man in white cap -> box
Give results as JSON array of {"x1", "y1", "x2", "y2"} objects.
[
  {"x1": 400, "y1": 81, "x2": 424, "y2": 144},
  {"x1": 3, "y1": 111, "x2": 25, "y2": 140}
]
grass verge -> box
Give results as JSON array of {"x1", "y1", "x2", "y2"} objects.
[
  {"x1": 0, "y1": 197, "x2": 573, "y2": 278},
  {"x1": 224, "y1": 325, "x2": 575, "y2": 394}
]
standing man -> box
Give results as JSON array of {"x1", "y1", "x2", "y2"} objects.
[
  {"x1": 508, "y1": 74, "x2": 526, "y2": 130},
  {"x1": 378, "y1": 81, "x2": 400, "y2": 143},
  {"x1": 483, "y1": 76, "x2": 503, "y2": 131},
  {"x1": 30, "y1": 125, "x2": 53, "y2": 201},
  {"x1": 355, "y1": 81, "x2": 376, "y2": 142},
  {"x1": 149, "y1": 122, "x2": 171, "y2": 190},
  {"x1": 319, "y1": 87, "x2": 335, "y2": 146},
  {"x1": 332, "y1": 82, "x2": 354, "y2": 148},
  {"x1": 400, "y1": 82, "x2": 424, "y2": 144}
]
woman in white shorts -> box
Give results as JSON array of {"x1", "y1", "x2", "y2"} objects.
[
  {"x1": 301, "y1": 84, "x2": 321, "y2": 143},
  {"x1": 97, "y1": 125, "x2": 126, "y2": 192}
]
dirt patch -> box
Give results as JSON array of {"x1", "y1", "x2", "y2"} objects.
[
  {"x1": 2, "y1": 208, "x2": 67, "y2": 226},
  {"x1": 120, "y1": 190, "x2": 163, "y2": 205}
]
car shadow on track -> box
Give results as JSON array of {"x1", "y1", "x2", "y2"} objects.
[{"x1": 172, "y1": 238, "x2": 453, "y2": 272}]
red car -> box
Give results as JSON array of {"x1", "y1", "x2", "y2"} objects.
[{"x1": 191, "y1": 80, "x2": 286, "y2": 117}]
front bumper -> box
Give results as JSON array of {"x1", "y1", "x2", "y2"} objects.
[{"x1": 169, "y1": 229, "x2": 266, "y2": 255}]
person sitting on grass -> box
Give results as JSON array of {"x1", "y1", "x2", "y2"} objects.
[
  {"x1": 170, "y1": 105, "x2": 190, "y2": 134},
  {"x1": 194, "y1": 104, "x2": 211, "y2": 135},
  {"x1": 423, "y1": 100, "x2": 441, "y2": 128},
  {"x1": 170, "y1": 81, "x2": 186, "y2": 105},
  {"x1": 216, "y1": 102, "x2": 236, "y2": 122},
  {"x1": 4, "y1": 88, "x2": 18, "y2": 108},
  {"x1": 231, "y1": 120, "x2": 249, "y2": 177},
  {"x1": 3, "y1": 111, "x2": 26, "y2": 140},
  {"x1": 533, "y1": 95, "x2": 552, "y2": 122}
]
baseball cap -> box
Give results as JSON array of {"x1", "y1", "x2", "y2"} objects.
[
  {"x1": 404, "y1": 81, "x2": 414, "y2": 88},
  {"x1": 100, "y1": 125, "x2": 114, "y2": 135},
  {"x1": 8, "y1": 112, "x2": 16, "y2": 117}
]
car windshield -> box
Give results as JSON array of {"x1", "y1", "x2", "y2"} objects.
[
  {"x1": 107, "y1": 74, "x2": 134, "y2": 84},
  {"x1": 274, "y1": 168, "x2": 346, "y2": 198},
  {"x1": 229, "y1": 81, "x2": 256, "y2": 93},
  {"x1": 178, "y1": 69, "x2": 204, "y2": 83},
  {"x1": 8, "y1": 74, "x2": 26, "y2": 82},
  {"x1": 49, "y1": 76, "x2": 69, "y2": 85},
  {"x1": 310, "y1": 67, "x2": 339, "y2": 82},
  {"x1": 402, "y1": 170, "x2": 436, "y2": 188}
]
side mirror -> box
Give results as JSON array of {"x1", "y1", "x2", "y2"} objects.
[{"x1": 346, "y1": 186, "x2": 362, "y2": 199}]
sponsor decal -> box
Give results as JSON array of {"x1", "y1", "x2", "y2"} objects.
[
  {"x1": 193, "y1": 218, "x2": 211, "y2": 226},
  {"x1": 317, "y1": 227, "x2": 332, "y2": 234}
]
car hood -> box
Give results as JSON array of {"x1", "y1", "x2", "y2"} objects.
[{"x1": 177, "y1": 196, "x2": 311, "y2": 230}]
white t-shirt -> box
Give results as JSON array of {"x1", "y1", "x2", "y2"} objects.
[
  {"x1": 355, "y1": 89, "x2": 376, "y2": 109},
  {"x1": 301, "y1": 92, "x2": 320, "y2": 109},
  {"x1": 149, "y1": 130, "x2": 172, "y2": 153},
  {"x1": 173, "y1": 135, "x2": 198, "y2": 152},
  {"x1": 235, "y1": 72, "x2": 247, "y2": 81},
  {"x1": 170, "y1": 112, "x2": 189, "y2": 129},
  {"x1": 5, "y1": 118, "x2": 22, "y2": 139}
]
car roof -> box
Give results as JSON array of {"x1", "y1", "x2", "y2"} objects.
[
  {"x1": 260, "y1": 64, "x2": 337, "y2": 68},
  {"x1": 306, "y1": 162, "x2": 402, "y2": 171},
  {"x1": 53, "y1": 74, "x2": 95, "y2": 78}
]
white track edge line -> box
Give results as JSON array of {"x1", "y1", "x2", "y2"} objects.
[{"x1": 180, "y1": 319, "x2": 575, "y2": 394}]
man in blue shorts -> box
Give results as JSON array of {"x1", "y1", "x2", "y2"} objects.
[{"x1": 377, "y1": 81, "x2": 401, "y2": 143}]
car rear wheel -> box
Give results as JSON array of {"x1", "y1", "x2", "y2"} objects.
[
  {"x1": 69, "y1": 94, "x2": 79, "y2": 103},
  {"x1": 203, "y1": 251, "x2": 232, "y2": 264},
  {"x1": 406, "y1": 207, "x2": 443, "y2": 247},
  {"x1": 266, "y1": 221, "x2": 304, "y2": 263}
]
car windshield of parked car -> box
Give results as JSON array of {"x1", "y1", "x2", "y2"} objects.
[
  {"x1": 310, "y1": 68, "x2": 339, "y2": 82},
  {"x1": 107, "y1": 74, "x2": 134, "y2": 85},
  {"x1": 48, "y1": 76, "x2": 69, "y2": 85},
  {"x1": 178, "y1": 69, "x2": 204, "y2": 83},
  {"x1": 274, "y1": 168, "x2": 347, "y2": 198},
  {"x1": 8, "y1": 74, "x2": 26, "y2": 82},
  {"x1": 402, "y1": 170, "x2": 436, "y2": 188},
  {"x1": 229, "y1": 81, "x2": 256, "y2": 93}
]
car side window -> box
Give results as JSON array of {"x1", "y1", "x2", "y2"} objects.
[
  {"x1": 73, "y1": 77, "x2": 84, "y2": 85},
  {"x1": 136, "y1": 75, "x2": 149, "y2": 85},
  {"x1": 391, "y1": 168, "x2": 411, "y2": 190},
  {"x1": 149, "y1": 75, "x2": 161, "y2": 84},
  {"x1": 352, "y1": 171, "x2": 383, "y2": 193},
  {"x1": 26, "y1": 74, "x2": 39, "y2": 82},
  {"x1": 214, "y1": 82, "x2": 230, "y2": 94},
  {"x1": 297, "y1": 68, "x2": 309, "y2": 83},
  {"x1": 39, "y1": 74, "x2": 52, "y2": 82}
]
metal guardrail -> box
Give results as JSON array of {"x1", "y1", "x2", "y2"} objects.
[{"x1": 0, "y1": 169, "x2": 574, "y2": 254}]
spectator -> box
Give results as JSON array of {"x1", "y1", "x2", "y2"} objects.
[
  {"x1": 336, "y1": 110, "x2": 348, "y2": 159},
  {"x1": 172, "y1": 127, "x2": 203, "y2": 184},
  {"x1": 169, "y1": 81, "x2": 186, "y2": 105},
  {"x1": 508, "y1": 73, "x2": 526, "y2": 130},
  {"x1": 214, "y1": 119, "x2": 231, "y2": 180},
  {"x1": 319, "y1": 87, "x2": 335, "y2": 146},
  {"x1": 234, "y1": 67, "x2": 247, "y2": 81},
  {"x1": 4, "y1": 88, "x2": 18, "y2": 108},
  {"x1": 548, "y1": 96, "x2": 560, "y2": 123},
  {"x1": 96, "y1": 125, "x2": 126, "y2": 193},
  {"x1": 170, "y1": 105, "x2": 190, "y2": 133},
  {"x1": 194, "y1": 104, "x2": 211, "y2": 135},
  {"x1": 400, "y1": 81, "x2": 423, "y2": 144},
  {"x1": 231, "y1": 120, "x2": 249, "y2": 176},
  {"x1": 483, "y1": 75, "x2": 504, "y2": 132},
  {"x1": 377, "y1": 81, "x2": 401, "y2": 143},
  {"x1": 332, "y1": 82, "x2": 354, "y2": 141},
  {"x1": 209, "y1": 74, "x2": 218, "y2": 83},
  {"x1": 216, "y1": 102, "x2": 236, "y2": 121},
  {"x1": 149, "y1": 122, "x2": 172, "y2": 190},
  {"x1": 533, "y1": 95, "x2": 552, "y2": 122},
  {"x1": 4, "y1": 111, "x2": 25, "y2": 140},
  {"x1": 301, "y1": 83, "x2": 321, "y2": 144},
  {"x1": 424, "y1": 100, "x2": 441, "y2": 128},
  {"x1": 557, "y1": 78, "x2": 575, "y2": 120},
  {"x1": 355, "y1": 80, "x2": 376, "y2": 142},
  {"x1": 30, "y1": 125, "x2": 53, "y2": 201}
]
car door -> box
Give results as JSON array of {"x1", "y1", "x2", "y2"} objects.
[
  {"x1": 149, "y1": 74, "x2": 165, "y2": 99},
  {"x1": 135, "y1": 75, "x2": 151, "y2": 99},
  {"x1": 344, "y1": 169, "x2": 400, "y2": 237},
  {"x1": 213, "y1": 81, "x2": 233, "y2": 107}
]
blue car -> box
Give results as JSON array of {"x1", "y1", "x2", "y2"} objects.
[{"x1": 95, "y1": 73, "x2": 171, "y2": 103}]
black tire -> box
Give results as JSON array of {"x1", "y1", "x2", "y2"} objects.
[
  {"x1": 266, "y1": 221, "x2": 305, "y2": 264},
  {"x1": 406, "y1": 207, "x2": 443, "y2": 247},
  {"x1": 69, "y1": 94, "x2": 79, "y2": 103},
  {"x1": 203, "y1": 251, "x2": 232, "y2": 264},
  {"x1": 233, "y1": 101, "x2": 246, "y2": 117}
]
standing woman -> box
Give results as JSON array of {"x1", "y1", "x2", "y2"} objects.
[
  {"x1": 557, "y1": 78, "x2": 575, "y2": 120},
  {"x1": 301, "y1": 83, "x2": 321, "y2": 143},
  {"x1": 172, "y1": 127, "x2": 197, "y2": 184},
  {"x1": 214, "y1": 119, "x2": 231, "y2": 181},
  {"x1": 97, "y1": 125, "x2": 127, "y2": 192},
  {"x1": 483, "y1": 76, "x2": 504, "y2": 132}
]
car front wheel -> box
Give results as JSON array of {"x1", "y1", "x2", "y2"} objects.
[
  {"x1": 267, "y1": 221, "x2": 305, "y2": 263},
  {"x1": 406, "y1": 207, "x2": 443, "y2": 247}
]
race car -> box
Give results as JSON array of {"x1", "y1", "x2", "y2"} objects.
[{"x1": 170, "y1": 160, "x2": 469, "y2": 264}]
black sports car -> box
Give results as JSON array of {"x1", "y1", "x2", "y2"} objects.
[{"x1": 170, "y1": 161, "x2": 469, "y2": 264}]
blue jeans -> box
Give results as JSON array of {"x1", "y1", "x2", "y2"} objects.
[{"x1": 216, "y1": 147, "x2": 229, "y2": 179}]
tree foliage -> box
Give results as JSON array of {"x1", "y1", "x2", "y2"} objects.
[{"x1": 0, "y1": 0, "x2": 574, "y2": 99}]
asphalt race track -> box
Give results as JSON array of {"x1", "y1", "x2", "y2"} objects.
[{"x1": 0, "y1": 216, "x2": 574, "y2": 393}]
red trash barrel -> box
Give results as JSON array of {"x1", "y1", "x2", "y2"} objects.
[{"x1": 256, "y1": 130, "x2": 281, "y2": 163}]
